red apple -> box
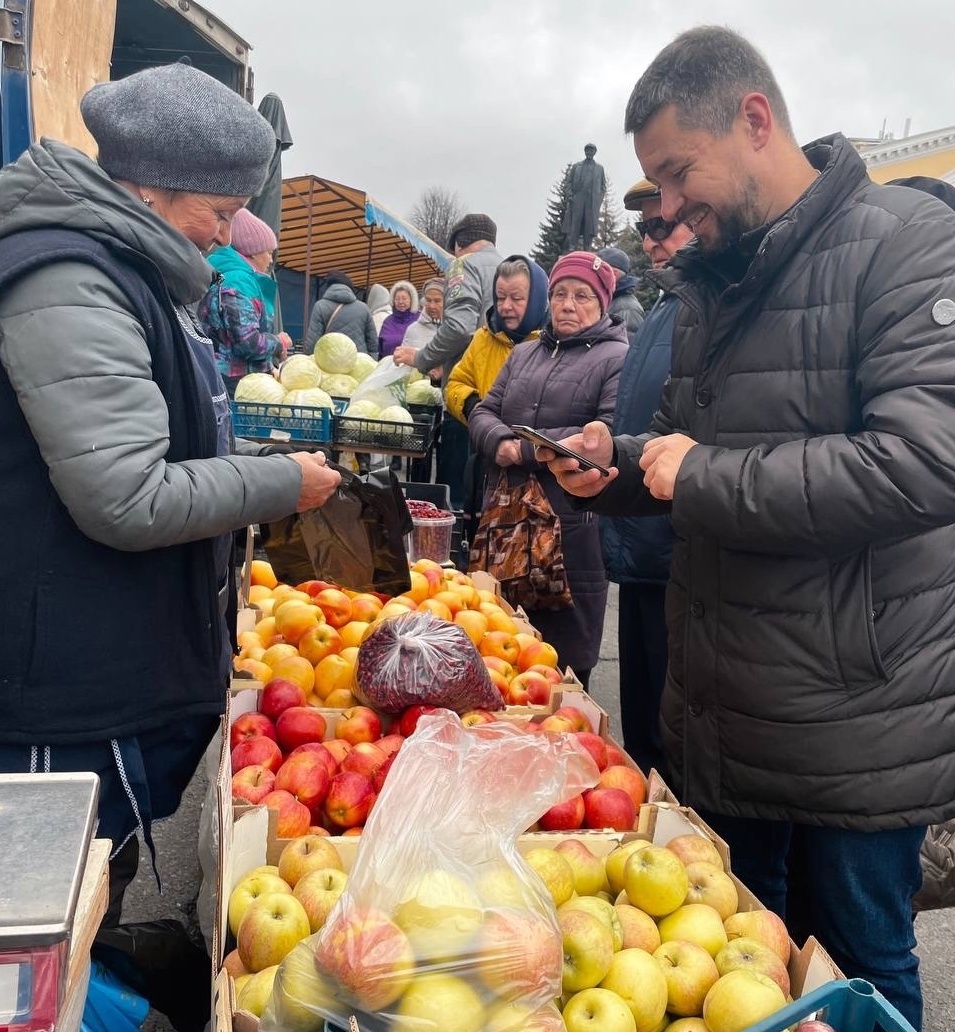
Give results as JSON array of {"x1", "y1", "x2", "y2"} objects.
[
  {"x1": 325, "y1": 771, "x2": 376, "y2": 829},
  {"x1": 231, "y1": 764, "x2": 276, "y2": 805},
  {"x1": 340, "y1": 741, "x2": 388, "y2": 781},
  {"x1": 275, "y1": 706, "x2": 327, "y2": 752},
  {"x1": 575, "y1": 731, "x2": 609, "y2": 771},
  {"x1": 605, "y1": 741, "x2": 630, "y2": 768},
  {"x1": 538, "y1": 793, "x2": 586, "y2": 831},
  {"x1": 460, "y1": 709, "x2": 497, "y2": 727},
  {"x1": 527, "y1": 664, "x2": 563, "y2": 686},
  {"x1": 260, "y1": 789, "x2": 311, "y2": 838},
  {"x1": 583, "y1": 787, "x2": 638, "y2": 831},
  {"x1": 334, "y1": 705, "x2": 382, "y2": 745},
  {"x1": 372, "y1": 751, "x2": 396, "y2": 793},
  {"x1": 289, "y1": 741, "x2": 337, "y2": 779},
  {"x1": 515, "y1": 671, "x2": 554, "y2": 705},
  {"x1": 397, "y1": 704, "x2": 439, "y2": 738},
  {"x1": 598, "y1": 764, "x2": 648, "y2": 809},
  {"x1": 274, "y1": 752, "x2": 332, "y2": 816},
  {"x1": 505, "y1": 680, "x2": 530, "y2": 706},
  {"x1": 314, "y1": 588, "x2": 353, "y2": 628},
  {"x1": 231, "y1": 735, "x2": 283, "y2": 775},
  {"x1": 552, "y1": 705, "x2": 593, "y2": 733},
  {"x1": 322, "y1": 738, "x2": 352, "y2": 768},
  {"x1": 537, "y1": 714, "x2": 577, "y2": 735},
  {"x1": 297, "y1": 622, "x2": 343, "y2": 665},
  {"x1": 295, "y1": 579, "x2": 335, "y2": 598},
  {"x1": 229, "y1": 711, "x2": 277, "y2": 752},
  {"x1": 794, "y1": 1023, "x2": 837, "y2": 1032},
  {"x1": 376, "y1": 733, "x2": 404, "y2": 759},
  {"x1": 260, "y1": 678, "x2": 307, "y2": 723}
]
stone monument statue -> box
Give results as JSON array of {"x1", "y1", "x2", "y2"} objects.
[{"x1": 563, "y1": 143, "x2": 607, "y2": 251}]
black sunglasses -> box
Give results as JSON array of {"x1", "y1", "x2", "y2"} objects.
[{"x1": 637, "y1": 216, "x2": 680, "y2": 243}]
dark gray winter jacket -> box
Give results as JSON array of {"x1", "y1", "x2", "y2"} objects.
[
  {"x1": 305, "y1": 283, "x2": 379, "y2": 357},
  {"x1": 587, "y1": 133, "x2": 955, "y2": 830}
]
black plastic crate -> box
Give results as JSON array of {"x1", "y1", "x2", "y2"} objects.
[{"x1": 333, "y1": 410, "x2": 435, "y2": 453}]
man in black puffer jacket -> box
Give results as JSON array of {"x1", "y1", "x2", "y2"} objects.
[{"x1": 545, "y1": 27, "x2": 955, "y2": 1031}]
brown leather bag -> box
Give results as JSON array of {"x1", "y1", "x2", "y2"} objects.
[{"x1": 469, "y1": 472, "x2": 573, "y2": 611}]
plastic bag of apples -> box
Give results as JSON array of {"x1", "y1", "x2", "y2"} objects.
[{"x1": 261, "y1": 710, "x2": 599, "y2": 1032}]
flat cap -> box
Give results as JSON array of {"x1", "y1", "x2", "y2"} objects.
[
  {"x1": 81, "y1": 63, "x2": 275, "y2": 197},
  {"x1": 623, "y1": 177, "x2": 660, "y2": 210}
]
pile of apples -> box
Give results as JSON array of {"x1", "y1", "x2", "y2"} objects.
[
  {"x1": 233, "y1": 559, "x2": 566, "y2": 710},
  {"x1": 231, "y1": 675, "x2": 646, "y2": 837},
  {"x1": 223, "y1": 829, "x2": 806, "y2": 1032}
]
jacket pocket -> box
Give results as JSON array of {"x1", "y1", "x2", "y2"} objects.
[{"x1": 829, "y1": 549, "x2": 887, "y2": 691}]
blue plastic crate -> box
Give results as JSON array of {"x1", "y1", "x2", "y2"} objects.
[
  {"x1": 744, "y1": 978, "x2": 916, "y2": 1032},
  {"x1": 231, "y1": 400, "x2": 342, "y2": 444}
]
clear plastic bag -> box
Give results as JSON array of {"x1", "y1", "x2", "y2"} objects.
[
  {"x1": 350, "y1": 356, "x2": 416, "y2": 410},
  {"x1": 356, "y1": 610, "x2": 503, "y2": 714},
  {"x1": 262, "y1": 711, "x2": 599, "y2": 1032}
]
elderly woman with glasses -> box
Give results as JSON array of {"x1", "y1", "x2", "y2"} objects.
[{"x1": 468, "y1": 252, "x2": 628, "y2": 686}]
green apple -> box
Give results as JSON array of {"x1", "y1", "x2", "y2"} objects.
[
  {"x1": 293, "y1": 867, "x2": 347, "y2": 933},
  {"x1": 658, "y1": 902, "x2": 728, "y2": 957},
  {"x1": 560, "y1": 907, "x2": 615, "y2": 991},
  {"x1": 524, "y1": 847, "x2": 576, "y2": 906},
  {"x1": 235, "y1": 964, "x2": 278, "y2": 1017},
  {"x1": 653, "y1": 938, "x2": 720, "y2": 1016},
  {"x1": 702, "y1": 968, "x2": 787, "y2": 1032},
  {"x1": 555, "y1": 838, "x2": 610, "y2": 896},
  {"x1": 615, "y1": 903, "x2": 661, "y2": 952},
  {"x1": 599, "y1": 947, "x2": 669, "y2": 1032},
  {"x1": 560, "y1": 894, "x2": 623, "y2": 951},
  {"x1": 715, "y1": 936, "x2": 791, "y2": 996},
  {"x1": 665, "y1": 832, "x2": 724, "y2": 870},
  {"x1": 228, "y1": 871, "x2": 292, "y2": 936},
  {"x1": 237, "y1": 892, "x2": 311, "y2": 973},
  {"x1": 394, "y1": 867, "x2": 484, "y2": 960},
  {"x1": 562, "y1": 986, "x2": 637, "y2": 1032},
  {"x1": 395, "y1": 972, "x2": 485, "y2": 1032},
  {"x1": 723, "y1": 909, "x2": 791, "y2": 964},
  {"x1": 605, "y1": 839, "x2": 652, "y2": 895},
  {"x1": 623, "y1": 844, "x2": 688, "y2": 917},
  {"x1": 684, "y1": 861, "x2": 739, "y2": 920}
]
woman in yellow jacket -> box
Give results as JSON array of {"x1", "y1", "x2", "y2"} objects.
[{"x1": 446, "y1": 254, "x2": 550, "y2": 424}]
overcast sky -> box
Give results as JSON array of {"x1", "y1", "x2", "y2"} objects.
[{"x1": 220, "y1": 0, "x2": 954, "y2": 259}]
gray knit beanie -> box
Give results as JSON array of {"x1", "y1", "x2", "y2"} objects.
[{"x1": 81, "y1": 64, "x2": 275, "y2": 196}]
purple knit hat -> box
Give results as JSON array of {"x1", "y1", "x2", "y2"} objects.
[
  {"x1": 548, "y1": 251, "x2": 616, "y2": 313},
  {"x1": 229, "y1": 207, "x2": 277, "y2": 257}
]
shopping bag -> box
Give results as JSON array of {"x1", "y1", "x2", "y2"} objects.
[
  {"x1": 913, "y1": 820, "x2": 955, "y2": 911},
  {"x1": 469, "y1": 472, "x2": 573, "y2": 611},
  {"x1": 262, "y1": 711, "x2": 598, "y2": 1032},
  {"x1": 261, "y1": 464, "x2": 412, "y2": 595},
  {"x1": 350, "y1": 355, "x2": 416, "y2": 409},
  {"x1": 81, "y1": 961, "x2": 149, "y2": 1032}
]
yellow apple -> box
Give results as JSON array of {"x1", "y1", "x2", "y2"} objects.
[
  {"x1": 653, "y1": 939, "x2": 720, "y2": 1017},
  {"x1": 562, "y1": 986, "x2": 637, "y2": 1032},
  {"x1": 555, "y1": 838, "x2": 610, "y2": 896},
  {"x1": 277, "y1": 835, "x2": 344, "y2": 888},
  {"x1": 476, "y1": 862, "x2": 533, "y2": 909},
  {"x1": 667, "y1": 1020, "x2": 710, "y2": 1032},
  {"x1": 623, "y1": 843, "x2": 688, "y2": 917},
  {"x1": 270, "y1": 937, "x2": 342, "y2": 1031},
  {"x1": 293, "y1": 867, "x2": 348, "y2": 933},
  {"x1": 228, "y1": 872, "x2": 292, "y2": 937},
  {"x1": 702, "y1": 969, "x2": 787, "y2": 1032},
  {"x1": 615, "y1": 903, "x2": 662, "y2": 953},
  {"x1": 559, "y1": 894, "x2": 623, "y2": 951},
  {"x1": 524, "y1": 846, "x2": 575, "y2": 906},
  {"x1": 394, "y1": 868, "x2": 484, "y2": 960},
  {"x1": 714, "y1": 936, "x2": 791, "y2": 996},
  {"x1": 560, "y1": 907, "x2": 615, "y2": 992},
  {"x1": 394, "y1": 972, "x2": 485, "y2": 1032},
  {"x1": 665, "y1": 832, "x2": 725, "y2": 870},
  {"x1": 237, "y1": 892, "x2": 311, "y2": 972},
  {"x1": 599, "y1": 947, "x2": 669, "y2": 1032},
  {"x1": 475, "y1": 906, "x2": 562, "y2": 996},
  {"x1": 605, "y1": 839, "x2": 653, "y2": 896},
  {"x1": 684, "y1": 861, "x2": 739, "y2": 920},
  {"x1": 723, "y1": 908, "x2": 791, "y2": 964},
  {"x1": 658, "y1": 902, "x2": 728, "y2": 957},
  {"x1": 235, "y1": 964, "x2": 278, "y2": 1017}
]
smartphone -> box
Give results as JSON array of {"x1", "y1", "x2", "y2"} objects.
[{"x1": 510, "y1": 425, "x2": 611, "y2": 477}]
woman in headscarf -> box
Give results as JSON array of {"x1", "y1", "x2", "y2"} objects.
[{"x1": 0, "y1": 62, "x2": 340, "y2": 922}]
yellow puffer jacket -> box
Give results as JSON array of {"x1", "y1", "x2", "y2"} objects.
[{"x1": 445, "y1": 324, "x2": 540, "y2": 425}]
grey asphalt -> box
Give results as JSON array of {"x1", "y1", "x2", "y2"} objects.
[{"x1": 124, "y1": 584, "x2": 955, "y2": 1031}]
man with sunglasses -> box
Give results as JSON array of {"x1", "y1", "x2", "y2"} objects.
[
  {"x1": 600, "y1": 180, "x2": 694, "y2": 780},
  {"x1": 544, "y1": 26, "x2": 955, "y2": 1029}
]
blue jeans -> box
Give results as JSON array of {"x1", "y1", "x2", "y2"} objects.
[{"x1": 699, "y1": 811, "x2": 925, "y2": 1031}]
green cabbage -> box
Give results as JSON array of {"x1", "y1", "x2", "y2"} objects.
[
  {"x1": 321, "y1": 374, "x2": 359, "y2": 398},
  {"x1": 349, "y1": 353, "x2": 378, "y2": 383},
  {"x1": 284, "y1": 387, "x2": 334, "y2": 410},
  {"x1": 234, "y1": 373, "x2": 286, "y2": 407},
  {"x1": 379, "y1": 405, "x2": 415, "y2": 424},
  {"x1": 406, "y1": 379, "x2": 443, "y2": 406},
  {"x1": 313, "y1": 332, "x2": 358, "y2": 374},
  {"x1": 279, "y1": 354, "x2": 323, "y2": 391}
]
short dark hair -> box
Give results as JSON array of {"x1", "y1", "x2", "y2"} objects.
[{"x1": 624, "y1": 26, "x2": 793, "y2": 139}]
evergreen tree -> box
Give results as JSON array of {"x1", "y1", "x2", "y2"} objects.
[
  {"x1": 616, "y1": 219, "x2": 659, "y2": 312},
  {"x1": 531, "y1": 164, "x2": 572, "y2": 272},
  {"x1": 593, "y1": 180, "x2": 624, "y2": 250}
]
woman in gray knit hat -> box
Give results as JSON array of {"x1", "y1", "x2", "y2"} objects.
[{"x1": 0, "y1": 63, "x2": 340, "y2": 931}]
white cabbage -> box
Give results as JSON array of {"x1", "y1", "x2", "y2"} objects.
[
  {"x1": 379, "y1": 405, "x2": 415, "y2": 424},
  {"x1": 406, "y1": 379, "x2": 443, "y2": 406},
  {"x1": 349, "y1": 353, "x2": 378, "y2": 383},
  {"x1": 407, "y1": 368, "x2": 425, "y2": 384},
  {"x1": 320, "y1": 374, "x2": 359, "y2": 398},
  {"x1": 284, "y1": 387, "x2": 334, "y2": 410},
  {"x1": 344, "y1": 399, "x2": 383, "y2": 419},
  {"x1": 313, "y1": 332, "x2": 358, "y2": 374},
  {"x1": 234, "y1": 373, "x2": 286, "y2": 407},
  {"x1": 279, "y1": 354, "x2": 323, "y2": 391}
]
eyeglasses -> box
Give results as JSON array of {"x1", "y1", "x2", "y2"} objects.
[
  {"x1": 550, "y1": 289, "x2": 600, "y2": 306},
  {"x1": 637, "y1": 216, "x2": 680, "y2": 242}
]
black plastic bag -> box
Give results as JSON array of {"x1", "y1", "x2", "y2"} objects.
[
  {"x1": 92, "y1": 919, "x2": 211, "y2": 1032},
  {"x1": 262, "y1": 463, "x2": 413, "y2": 595}
]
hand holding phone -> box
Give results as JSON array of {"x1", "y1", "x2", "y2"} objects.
[{"x1": 509, "y1": 425, "x2": 612, "y2": 477}]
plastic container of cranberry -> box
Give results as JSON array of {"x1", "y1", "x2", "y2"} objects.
[{"x1": 404, "y1": 500, "x2": 456, "y2": 564}]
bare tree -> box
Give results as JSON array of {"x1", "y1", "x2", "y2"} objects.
[{"x1": 409, "y1": 186, "x2": 466, "y2": 250}]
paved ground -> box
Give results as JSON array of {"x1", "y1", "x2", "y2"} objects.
[{"x1": 125, "y1": 584, "x2": 955, "y2": 1031}]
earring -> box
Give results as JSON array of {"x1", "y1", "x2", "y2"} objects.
[{"x1": 141, "y1": 196, "x2": 153, "y2": 207}]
